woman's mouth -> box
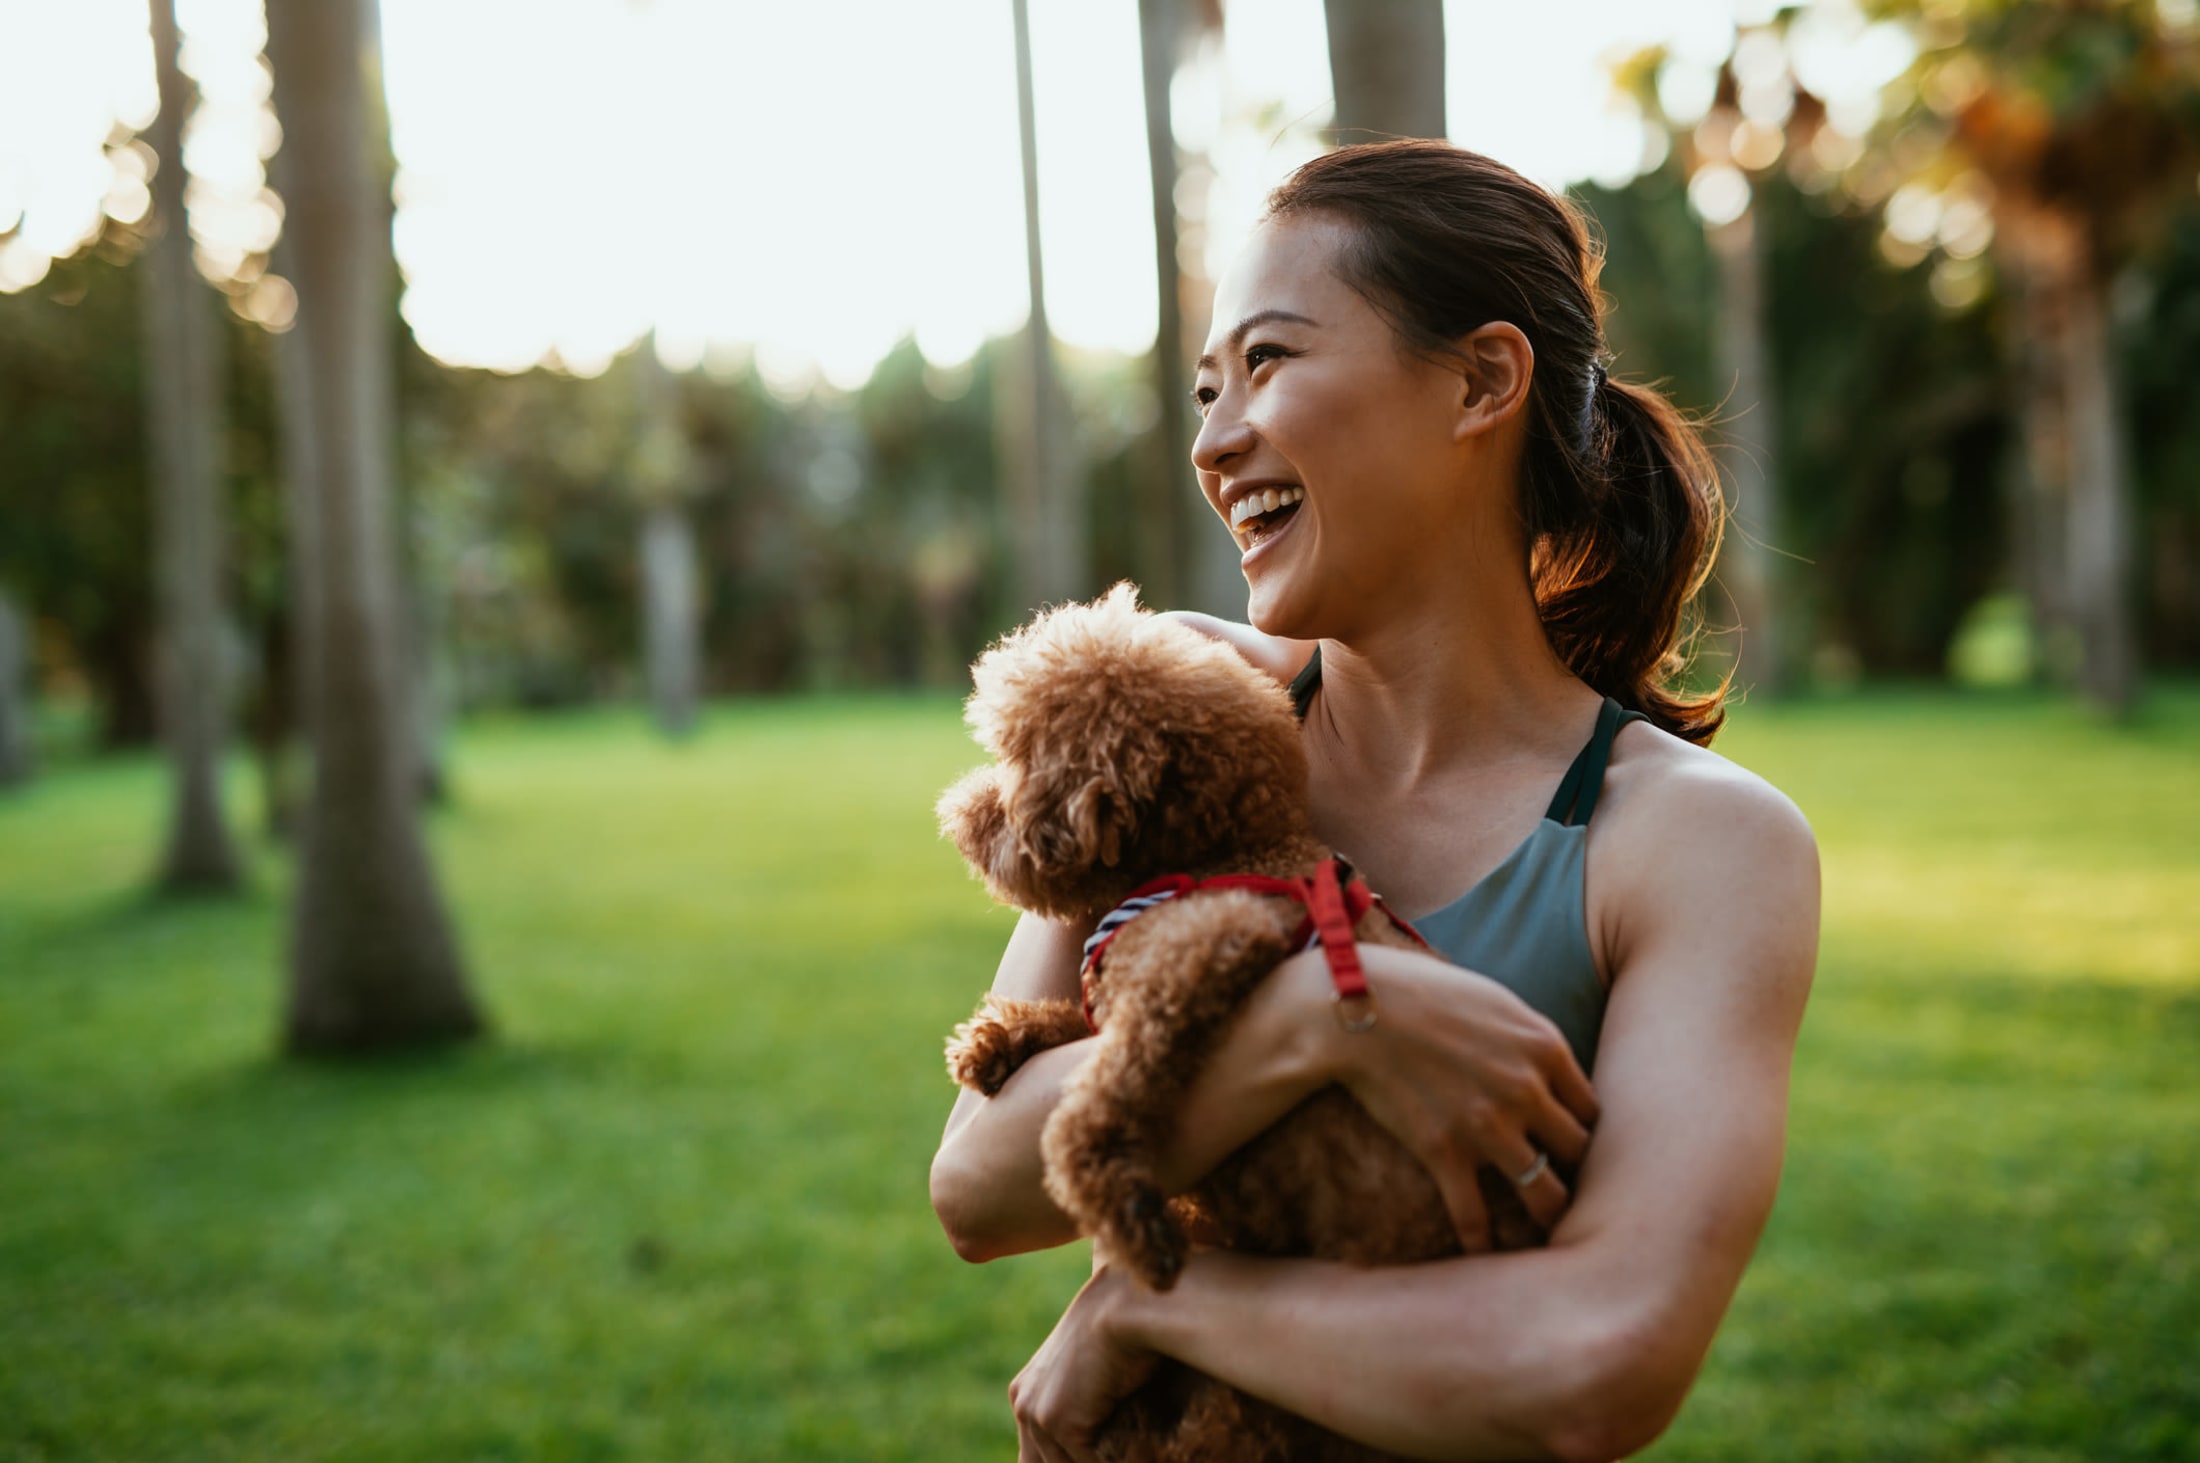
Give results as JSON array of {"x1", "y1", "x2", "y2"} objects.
[{"x1": 1229, "y1": 486, "x2": 1304, "y2": 549}]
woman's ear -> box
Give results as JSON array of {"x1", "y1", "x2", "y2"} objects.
[{"x1": 1451, "y1": 321, "x2": 1534, "y2": 442}]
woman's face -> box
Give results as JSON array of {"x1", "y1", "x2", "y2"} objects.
[{"x1": 1190, "y1": 212, "x2": 1487, "y2": 640}]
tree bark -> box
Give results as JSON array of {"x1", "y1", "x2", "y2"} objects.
[
  {"x1": 1138, "y1": 0, "x2": 1188, "y2": 610},
  {"x1": 640, "y1": 501, "x2": 700, "y2": 738},
  {"x1": 0, "y1": 591, "x2": 32, "y2": 788},
  {"x1": 633, "y1": 338, "x2": 701, "y2": 737},
  {"x1": 263, "y1": 148, "x2": 319, "y2": 840},
  {"x1": 2060, "y1": 247, "x2": 2138, "y2": 713},
  {"x1": 266, "y1": 0, "x2": 483, "y2": 1053},
  {"x1": 1323, "y1": 0, "x2": 1447, "y2": 141},
  {"x1": 2005, "y1": 205, "x2": 2138, "y2": 712},
  {"x1": 144, "y1": 0, "x2": 245, "y2": 892},
  {"x1": 1007, "y1": 0, "x2": 1086, "y2": 614},
  {"x1": 1706, "y1": 204, "x2": 1787, "y2": 696}
]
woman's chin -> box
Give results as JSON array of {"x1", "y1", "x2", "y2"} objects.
[{"x1": 1244, "y1": 575, "x2": 1316, "y2": 641}]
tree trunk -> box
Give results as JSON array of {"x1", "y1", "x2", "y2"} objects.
[
  {"x1": 267, "y1": 0, "x2": 483, "y2": 1053},
  {"x1": 1323, "y1": 0, "x2": 1447, "y2": 141},
  {"x1": 640, "y1": 500, "x2": 700, "y2": 737},
  {"x1": 2063, "y1": 257, "x2": 2138, "y2": 713},
  {"x1": 1706, "y1": 204, "x2": 1787, "y2": 696},
  {"x1": 1137, "y1": 0, "x2": 1186, "y2": 609},
  {"x1": 633, "y1": 337, "x2": 701, "y2": 737},
  {"x1": 144, "y1": 0, "x2": 245, "y2": 892},
  {"x1": 1008, "y1": 0, "x2": 1086, "y2": 614},
  {"x1": 2005, "y1": 205, "x2": 2138, "y2": 712},
  {"x1": 263, "y1": 149, "x2": 319, "y2": 841},
  {"x1": 2002, "y1": 212, "x2": 2073, "y2": 679},
  {"x1": 0, "y1": 591, "x2": 32, "y2": 788}
]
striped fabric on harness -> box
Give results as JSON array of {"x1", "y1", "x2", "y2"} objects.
[{"x1": 1077, "y1": 855, "x2": 1428, "y2": 1033}]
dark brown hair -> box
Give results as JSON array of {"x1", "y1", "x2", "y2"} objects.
[{"x1": 1265, "y1": 139, "x2": 1727, "y2": 743}]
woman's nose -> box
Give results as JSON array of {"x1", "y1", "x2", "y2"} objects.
[{"x1": 1190, "y1": 394, "x2": 1253, "y2": 476}]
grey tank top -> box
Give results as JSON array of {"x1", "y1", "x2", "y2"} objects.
[{"x1": 1290, "y1": 647, "x2": 1645, "y2": 1076}]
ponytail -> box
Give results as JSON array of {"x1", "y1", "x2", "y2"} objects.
[
  {"x1": 1265, "y1": 140, "x2": 1730, "y2": 743},
  {"x1": 1528, "y1": 372, "x2": 1727, "y2": 744}
]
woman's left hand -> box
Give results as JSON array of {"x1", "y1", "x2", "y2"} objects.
[{"x1": 1010, "y1": 1264, "x2": 1157, "y2": 1463}]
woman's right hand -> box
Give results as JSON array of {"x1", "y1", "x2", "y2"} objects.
[{"x1": 1295, "y1": 941, "x2": 1601, "y2": 1250}]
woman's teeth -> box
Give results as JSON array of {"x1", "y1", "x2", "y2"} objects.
[{"x1": 1229, "y1": 485, "x2": 1304, "y2": 531}]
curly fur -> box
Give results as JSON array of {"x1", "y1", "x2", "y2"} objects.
[{"x1": 939, "y1": 584, "x2": 1544, "y2": 1463}]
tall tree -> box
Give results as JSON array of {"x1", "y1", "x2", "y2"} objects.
[
  {"x1": 260, "y1": 145, "x2": 319, "y2": 841},
  {"x1": 1005, "y1": 0, "x2": 1086, "y2": 614},
  {"x1": 1137, "y1": 0, "x2": 1190, "y2": 611},
  {"x1": 1138, "y1": 0, "x2": 1239, "y2": 617},
  {"x1": 1323, "y1": 0, "x2": 1447, "y2": 140},
  {"x1": 144, "y1": 0, "x2": 246, "y2": 890},
  {"x1": 1619, "y1": 39, "x2": 1814, "y2": 696},
  {"x1": 632, "y1": 334, "x2": 701, "y2": 738},
  {"x1": 1705, "y1": 198, "x2": 1788, "y2": 695},
  {"x1": 0, "y1": 590, "x2": 31, "y2": 788},
  {"x1": 265, "y1": 0, "x2": 484, "y2": 1052}
]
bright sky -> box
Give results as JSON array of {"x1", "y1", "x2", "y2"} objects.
[{"x1": 0, "y1": 0, "x2": 1909, "y2": 388}]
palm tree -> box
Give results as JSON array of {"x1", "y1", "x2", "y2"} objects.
[
  {"x1": 144, "y1": 0, "x2": 246, "y2": 890},
  {"x1": 0, "y1": 590, "x2": 31, "y2": 787},
  {"x1": 265, "y1": 0, "x2": 484, "y2": 1052},
  {"x1": 1323, "y1": 0, "x2": 1446, "y2": 140},
  {"x1": 1138, "y1": 0, "x2": 1238, "y2": 616},
  {"x1": 1704, "y1": 195, "x2": 1787, "y2": 696},
  {"x1": 632, "y1": 333, "x2": 701, "y2": 738},
  {"x1": 1006, "y1": 0, "x2": 1085, "y2": 613}
]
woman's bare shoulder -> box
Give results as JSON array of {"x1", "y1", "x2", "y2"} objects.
[
  {"x1": 1590, "y1": 716, "x2": 1820, "y2": 981},
  {"x1": 1600, "y1": 716, "x2": 1813, "y2": 852},
  {"x1": 1157, "y1": 612, "x2": 1318, "y2": 689}
]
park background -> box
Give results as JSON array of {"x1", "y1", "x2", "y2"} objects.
[{"x1": 1, "y1": 0, "x2": 2196, "y2": 1458}]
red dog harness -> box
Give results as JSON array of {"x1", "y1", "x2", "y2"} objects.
[{"x1": 1078, "y1": 855, "x2": 1429, "y2": 1033}]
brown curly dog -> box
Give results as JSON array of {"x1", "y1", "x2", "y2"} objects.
[{"x1": 938, "y1": 583, "x2": 1542, "y2": 1463}]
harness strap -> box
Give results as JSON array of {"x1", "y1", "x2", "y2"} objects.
[{"x1": 1079, "y1": 856, "x2": 1427, "y2": 1033}]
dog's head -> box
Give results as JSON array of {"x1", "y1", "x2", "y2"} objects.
[{"x1": 937, "y1": 582, "x2": 1312, "y2": 919}]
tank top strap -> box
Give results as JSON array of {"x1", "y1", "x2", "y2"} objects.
[
  {"x1": 1289, "y1": 645, "x2": 1323, "y2": 722},
  {"x1": 1292, "y1": 649, "x2": 1642, "y2": 827},
  {"x1": 1544, "y1": 696, "x2": 1650, "y2": 827}
]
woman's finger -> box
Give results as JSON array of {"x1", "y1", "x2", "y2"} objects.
[
  {"x1": 1532, "y1": 1099, "x2": 1593, "y2": 1169},
  {"x1": 1492, "y1": 1137, "x2": 1572, "y2": 1231},
  {"x1": 1428, "y1": 1140, "x2": 1495, "y2": 1252},
  {"x1": 1547, "y1": 1050, "x2": 1600, "y2": 1131}
]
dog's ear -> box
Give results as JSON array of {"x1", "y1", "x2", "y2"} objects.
[
  {"x1": 1004, "y1": 743, "x2": 1153, "y2": 881},
  {"x1": 939, "y1": 764, "x2": 1029, "y2": 906}
]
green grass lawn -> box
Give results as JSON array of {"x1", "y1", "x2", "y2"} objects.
[{"x1": 2, "y1": 687, "x2": 2195, "y2": 1462}]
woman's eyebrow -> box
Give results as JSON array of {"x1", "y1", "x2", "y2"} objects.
[{"x1": 1195, "y1": 310, "x2": 1320, "y2": 372}]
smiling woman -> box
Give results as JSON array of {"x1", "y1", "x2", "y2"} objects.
[{"x1": 931, "y1": 138, "x2": 1818, "y2": 1463}]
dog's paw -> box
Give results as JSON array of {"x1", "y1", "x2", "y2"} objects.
[{"x1": 944, "y1": 1015, "x2": 1020, "y2": 1096}]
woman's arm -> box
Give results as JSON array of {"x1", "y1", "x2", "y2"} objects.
[
  {"x1": 1008, "y1": 768, "x2": 1821, "y2": 1463},
  {"x1": 930, "y1": 909, "x2": 1095, "y2": 1260},
  {"x1": 931, "y1": 920, "x2": 1601, "y2": 1262}
]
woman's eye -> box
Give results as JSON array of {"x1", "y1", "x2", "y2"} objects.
[
  {"x1": 1190, "y1": 386, "x2": 1216, "y2": 413},
  {"x1": 1246, "y1": 344, "x2": 1287, "y2": 370}
]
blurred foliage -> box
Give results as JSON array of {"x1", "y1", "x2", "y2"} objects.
[
  {"x1": 3, "y1": 19, "x2": 2199, "y2": 748},
  {"x1": 1578, "y1": 145, "x2": 2200, "y2": 678}
]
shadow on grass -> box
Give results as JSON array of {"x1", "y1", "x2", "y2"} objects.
[{"x1": 168, "y1": 1035, "x2": 632, "y2": 1114}]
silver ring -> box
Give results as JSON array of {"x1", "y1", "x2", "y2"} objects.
[{"x1": 1512, "y1": 1150, "x2": 1549, "y2": 1188}]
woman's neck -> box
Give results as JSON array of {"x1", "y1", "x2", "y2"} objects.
[{"x1": 1308, "y1": 572, "x2": 1599, "y2": 790}]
